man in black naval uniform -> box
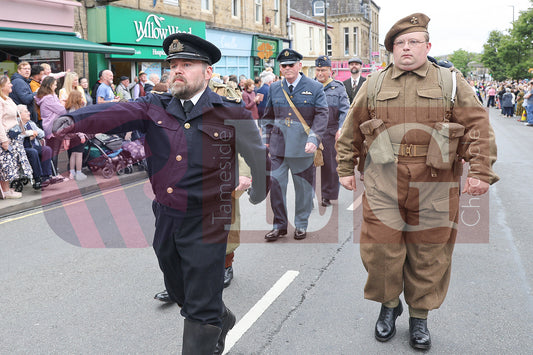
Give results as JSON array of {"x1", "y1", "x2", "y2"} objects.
[
  {"x1": 262, "y1": 48, "x2": 328, "y2": 241},
  {"x1": 314, "y1": 56, "x2": 350, "y2": 207},
  {"x1": 53, "y1": 33, "x2": 270, "y2": 354}
]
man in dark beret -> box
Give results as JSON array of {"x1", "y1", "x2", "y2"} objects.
[
  {"x1": 343, "y1": 57, "x2": 365, "y2": 104},
  {"x1": 314, "y1": 55, "x2": 349, "y2": 207},
  {"x1": 53, "y1": 33, "x2": 271, "y2": 354},
  {"x1": 261, "y1": 48, "x2": 328, "y2": 241},
  {"x1": 336, "y1": 13, "x2": 498, "y2": 350}
]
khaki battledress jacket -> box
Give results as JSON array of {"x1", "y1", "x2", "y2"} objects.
[{"x1": 336, "y1": 60, "x2": 498, "y2": 310}]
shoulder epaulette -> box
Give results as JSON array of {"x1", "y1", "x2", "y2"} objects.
[
  {"x1": 223, "y1": 96, "x2": 241, "y2": 104},
  {"x1": 150, "y1": 91, "x2": 171, "y2": 95}
]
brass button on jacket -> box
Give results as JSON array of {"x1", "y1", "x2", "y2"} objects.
[
  {"x1": 166, "y1": 187, "x2": 174, "y2": 194},
  {"x1": 184, "y1": 123, "x2": 191, "y2": 129}
]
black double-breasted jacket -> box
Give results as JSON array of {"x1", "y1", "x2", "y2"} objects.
[{"x1": 60, "y1": 88, "x2": 271, "y2": 217}]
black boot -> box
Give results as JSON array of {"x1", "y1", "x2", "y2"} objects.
[
  {"x1": 223, "y1": 266, "x2": 233, "y2": 288},
  {"x1": 154, "y1": 289, "x2": 172, "y2": 303},
  {"x1": 214, "y1": 306, "x2": 236, "y2": 355},
  {"x1": 182, "y1": 319, "x2": 221, "y2": 355},
  {"x1": 33, "y1": 177, "x2": 42, "y2": 190},
  {"x1": 409, "y1": 317, "x2": 431, "y2": 350},
  {"x1": 374, "y1": 300, "x2": 403, "y2": 342}
]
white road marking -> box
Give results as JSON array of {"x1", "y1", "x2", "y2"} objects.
[
  {"x1": 223, "y1": 270, "x2": 300, "y2": 354},
  {"x1": 347, "y1": 194, "x2": 363, "y2": 211}
]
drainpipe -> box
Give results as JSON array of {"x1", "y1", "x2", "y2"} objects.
[{"x1": 287, "y1": 0, "x2": 292, "y2": 48}]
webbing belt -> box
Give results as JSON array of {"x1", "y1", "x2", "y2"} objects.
[{"x1": 392, "y1": 143, "x2": 428, "y2": 157}]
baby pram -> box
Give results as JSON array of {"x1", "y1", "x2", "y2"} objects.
[
  {"x1": 119, "y1": 138, "x2": 148, "y2": 173},
  {"x1": 83, "y1": 133, "x2": 127, "y2": 179},
  {"x1": 83, "y1": 134, "x2": 146, "y2": 179}
]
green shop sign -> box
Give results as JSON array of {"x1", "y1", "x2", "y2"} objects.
[
  {"x1": 88, "y1": 6, "x2": 205, "y2": 47},
  {"x1": 106, "y1": 44, "x2": 168, "y2": 60}
]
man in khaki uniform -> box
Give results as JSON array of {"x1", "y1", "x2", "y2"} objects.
[{"x1": 336, "y1": 13, "x2": 498, "y2": 350}]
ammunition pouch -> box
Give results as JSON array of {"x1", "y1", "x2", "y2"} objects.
[
  {"x1": 314, "y1": 145, "x2": 324, "y2": 167},
  {"x1": 426, "y1": 122, "x2": 465, "y2": 170},
  {"x1": 359, "y1": 118, "x2": 395, "y2": 164}
]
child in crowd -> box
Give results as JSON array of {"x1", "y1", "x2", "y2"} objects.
[{"x1": 63, "y1": 90, "x2": 87, "y2": 181}]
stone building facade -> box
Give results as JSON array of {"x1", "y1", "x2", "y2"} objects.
[{"x1": 75, "y1": 0, "x2": 289, "y2": 84}]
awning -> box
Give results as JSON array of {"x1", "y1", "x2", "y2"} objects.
[{"x1": 0, "y1": 27, "x2": 135, "y2": 55}]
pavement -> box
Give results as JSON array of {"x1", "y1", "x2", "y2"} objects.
[{"x1": 0, "y1": 161, "x2": 149, "y2": 218}]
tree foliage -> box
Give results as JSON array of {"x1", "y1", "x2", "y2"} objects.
[
  {"x1": 480, "y1": 2, "x2": 533, "y2": 80},
  {"x1": 448, "y1": 49, "x2": 480, "y2": 77}
]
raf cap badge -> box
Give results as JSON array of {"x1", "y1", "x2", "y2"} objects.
[{"x1": 169, "y1": 39, "x2": 184, "y2": 54}]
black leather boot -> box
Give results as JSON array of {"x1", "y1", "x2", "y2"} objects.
[
  {"x1": 409, "y1": 317, "x2": 431, "y2": 350},
  {"x1": 214, "y1": 306, "x2": 236, "y2": 355},
  {"x1": 223, "y1": 266, "x2": 233, "y2": 288},
  {"x1": 374, "y1": 301, "x2": 403, "y2": 342},
  {"x1": 154, "y1": 290, "x2": 172, "y2": 303},
  {"x1": 182, "y1": 319, "x2": 221, "y2": 355}
]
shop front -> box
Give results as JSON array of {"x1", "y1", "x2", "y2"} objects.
[
  {"x1": 87, "y1": 6, "x2": 205, "y2": 86},
  {"x1": 251, "y1": 36, "x2": 284, "y2": 78},
  {"x1": 0, "y1": 0, "x2": 132, "y2": 79},
  {"x1": 206, "y1": 29, "x2": 252, "y2": 79}
]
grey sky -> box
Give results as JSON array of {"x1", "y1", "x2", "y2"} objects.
[{"x1": 376, "y1": 0, "x2": 531, "y2": 56}]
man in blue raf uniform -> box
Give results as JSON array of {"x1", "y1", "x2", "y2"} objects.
[
  {"x1": 262, "y1": 48, "x2": 328, "y2": 241},
  {"x1": 314, "y1": 56, "x2": 350, "y2": 207},
  {"x1": 53, "y1": 33, "x2": 270, "y2": 354}
]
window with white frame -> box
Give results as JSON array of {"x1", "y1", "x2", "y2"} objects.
[
  {"x1": 201, "y1": 0, "x2": 211, "y2": 11},
  {"x1": 232, "y1": 0, "x2": 240, "y2": 17},
  {"x1": 274, "y1": 0, "x2": 280, "y2": 26},
  {"x1": 309, "y1": 27, "x2": 314, "y2": 51},
  {"x1": 344, "y1": 27, "x2": 349, "y2": 56},
  {"x1": 353, "y1": 27, "x2": 358, "y2": 56},
  {"x1": 255, "y1": 0, "x2": 262, "y2": 23},
  {"x1": 327, "y1": 34, "x2": 332, "y2": 56},
  {"x1": 313, "y1": 0, "x2": 325, "y2": 16}
]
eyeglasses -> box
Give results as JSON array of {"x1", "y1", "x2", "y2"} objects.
[
  {"x1": 280, "y1": 63, "x2": 295, "y2": 68},
  {"x1": 393, "y1": 39, "x2": 427, "y2": 48}
]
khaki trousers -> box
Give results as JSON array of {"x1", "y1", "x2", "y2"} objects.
[{"x1": 360, "y1": 160, "x2": 459, "y2": 311}]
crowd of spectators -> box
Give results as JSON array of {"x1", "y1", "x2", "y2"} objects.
[
  {"x1": 469, "y1": 79, "x2": 532, "y2": 125},
  {"x1": 4, "y1": 58, "x2": 528, "y2": 203}
]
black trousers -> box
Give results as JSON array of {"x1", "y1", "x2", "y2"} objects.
[
  {"x1": 320, "y1": 134, "x2": 340, "y2": 200},
  {"x1": 152, "y1": 201, "x2": 228, "y2": 327}
]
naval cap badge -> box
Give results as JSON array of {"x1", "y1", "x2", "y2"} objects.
[{"x1": 169, "y1": 39, "x2": 184, "y2": 54}]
